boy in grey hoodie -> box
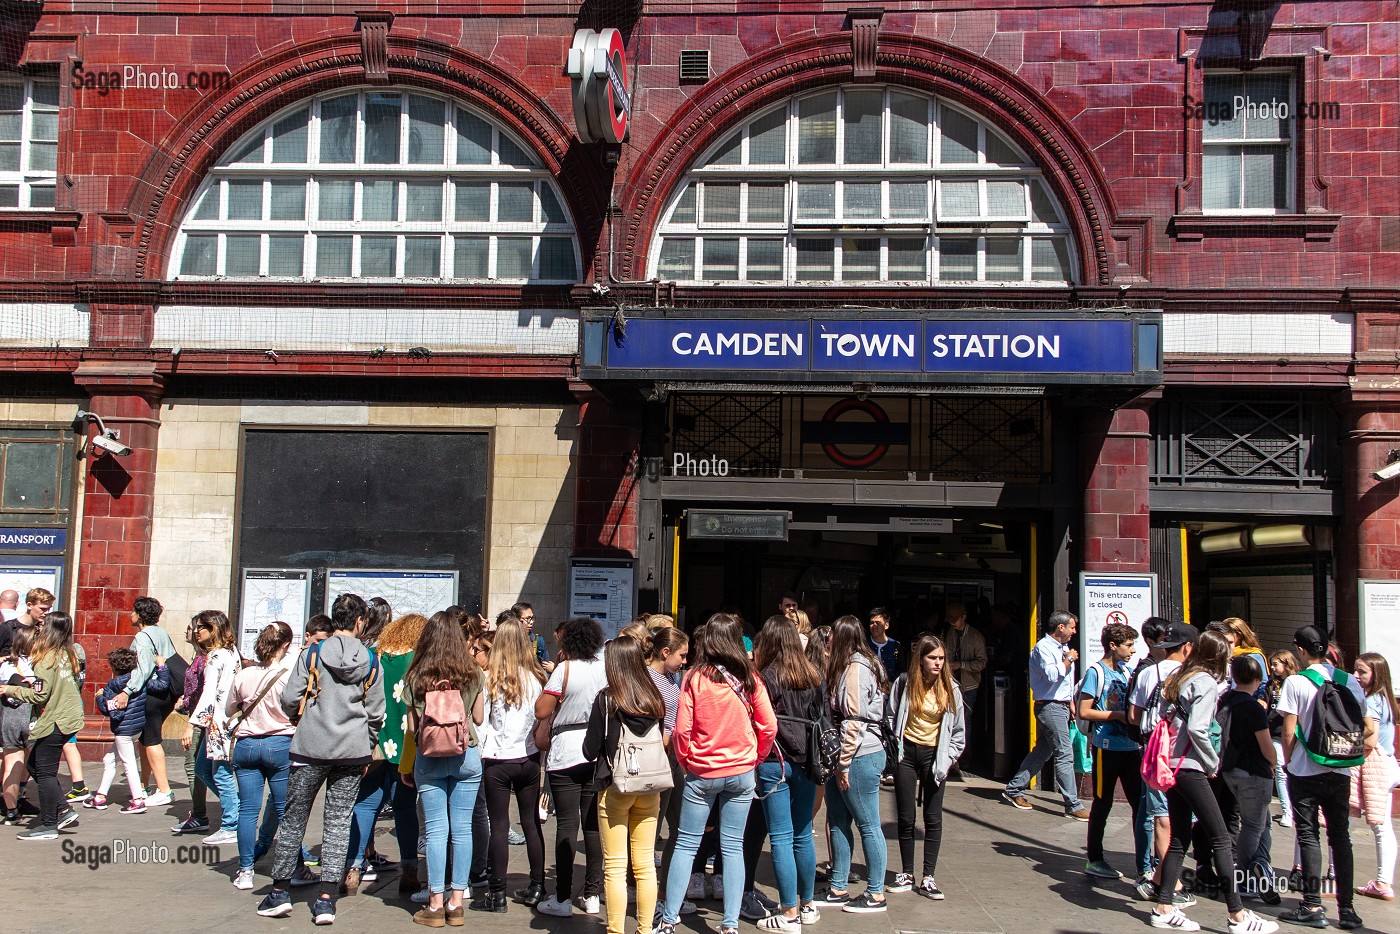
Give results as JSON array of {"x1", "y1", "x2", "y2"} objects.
[{"x1": 256, "y1": 594, "x2": 385, "y2": 926}]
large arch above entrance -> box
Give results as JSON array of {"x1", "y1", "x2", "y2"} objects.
[{"x1": 623, "y1": 33, "x2": 1120, "y2": 287}]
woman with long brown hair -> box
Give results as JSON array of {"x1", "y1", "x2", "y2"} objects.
[
  {"x1": 470, "y1": 618, "x2": 547, "y2": 913},
  {"x1": 400, "y1": 610, "x2": 485, "y2": 926},
  {"x1": 1353, "y1": 651, "x2": 1400, "y2": 901},
  {"x1": 819, "y1": 615, "x2": 890, "y2": 913},
  {"x1": 1150, "y1": 630, "x2": 1277, "y2": 934},
  {"x1": 746, "y1": 616, "x2": 825, "y2": 930},
  {"x1": 884, "y1": 634, "x2": 965, "y2": 901},
  {"x1": 582, "y1": 633, "x2": 668, "y2": 934},
  {"x1": 657, "y1": 614, "x2": 776, "y2": 934},
  {"x1": 1267, "y1": 649, "x2": 1300, "y2": 828}
]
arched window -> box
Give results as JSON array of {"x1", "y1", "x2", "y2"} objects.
[
  {"x1": 170, "y1": 89, "x2": 579, "y2": 282},
  {"x1": 651, "y1": 87, "x2": 1075, "y2": 285}
]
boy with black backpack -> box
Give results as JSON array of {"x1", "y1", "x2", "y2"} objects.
[{"x1": 1276, "y1": 625, "x2": 1372, "y2": 930}]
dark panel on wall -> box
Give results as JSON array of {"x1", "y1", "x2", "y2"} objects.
[{"x1": 237, "y1": 429, "x2": 488, "y2": 613}]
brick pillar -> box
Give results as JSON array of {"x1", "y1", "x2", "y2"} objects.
[
  {"x1": 1080, "y1": 399, "x2": 1153, "y2": 572},
  {"x1": 72, "y1": 360, "x2": 164, "y2": 734},
  {"x1": 572, "y1": 386, "x2": 640, "y2": 556},
  {"x1": 1336, "y1": 397, "x2": 1400, "y2": 650}
]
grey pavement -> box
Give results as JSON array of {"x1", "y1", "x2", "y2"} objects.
[{"x1": 2, "y1": 756, "x2": 1397, "y2": 934}]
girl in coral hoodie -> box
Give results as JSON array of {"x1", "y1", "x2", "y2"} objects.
[{"x1": 657, "y1": 614, "x2": 777, "y2": 934}]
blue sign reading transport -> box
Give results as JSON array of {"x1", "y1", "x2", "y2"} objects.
[
  {"x1": 0, "y1": 528, "x2": 68, "y2": 553},
  {"x1": 586, "y1": 313, "x2": 1158, "y2": 384}
]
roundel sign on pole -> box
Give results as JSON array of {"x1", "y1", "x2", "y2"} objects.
[{"x1": 568, "y1": 28, "x2": 631, "y2": 144}]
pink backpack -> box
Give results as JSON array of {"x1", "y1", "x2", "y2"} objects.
[
  {"x1": 1140, "y1": 704, "x2": 1182, "y2": 792},
  {"x1": 417, "y1": 680, "x2": 469, "y2": 758}
]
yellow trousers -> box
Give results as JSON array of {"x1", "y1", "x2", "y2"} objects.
[{"x1": 598, "y1": 785, "x2": 660, "y2": 934}]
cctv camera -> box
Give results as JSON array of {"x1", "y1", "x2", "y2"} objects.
[
  {"x1": 1373, "y1": 459, "x2": 1400, "y2": 482},
  {"x1": 92, "y1": 433, "x2": 133, "y2": 457}
]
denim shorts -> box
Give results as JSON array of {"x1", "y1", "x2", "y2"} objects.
[{"x1": 1141, "y1": 785, "x2": 1169, "y2": 819}]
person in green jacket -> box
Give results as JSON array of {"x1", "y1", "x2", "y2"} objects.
[{"x1": 0, "y1": 611, "x2": 86, "y2": 840}]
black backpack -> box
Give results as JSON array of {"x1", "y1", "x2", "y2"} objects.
[
  {"x1": 776, "y1": 706, "x2": 841, "y2": 784},
  {"x1": 1297, "y1": 669, "x2": 1366, "y2": 768}
]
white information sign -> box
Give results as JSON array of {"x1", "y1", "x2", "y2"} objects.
[
  {"x1": 569, "y1": 558, "x2": 635, "y2": 641},
  {"x1": 238, "y1": 568, "x2": 312, "y2": 659},
  {"x1": 1078, "y1": 572, "x2": 1157, "y2": 665},
  {"x1": 325, "y1": 569, "x2": 459, "y2": 619},
  {"x1": 1359, "y1": 579, "x2": 1400, "y2": 673},
  {"x1": 0, "y1": 561, "x2": 63, "y2": 610}
]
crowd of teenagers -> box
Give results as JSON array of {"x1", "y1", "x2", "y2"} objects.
[{"x1": 0, "y1": 585, "x2": 1396, "y2": 934}]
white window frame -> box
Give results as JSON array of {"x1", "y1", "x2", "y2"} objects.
[
  {"x1": 0, "y1": 75, "x2": 59, "y2": 211},
  {"x1": 170, "y1": 89, "x2": 580, "y2": 282},
  {"x1": 1200, "y1": 69, "x2": 1295, "y2": 215},
  {"x1": 651, "y1": 86, "x2": 1075, "y2": 286}
]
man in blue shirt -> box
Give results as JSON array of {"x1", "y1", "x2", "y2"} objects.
[
  {"x1": 1003, "y1": 610, "x2": 1089, "y2": 820},
  {"x1": 868, "y1": 607, "x2": 901, "y2": 682},
  {"x1": 1078, "y1": 622, "x2": 1142, "y2": 880}
]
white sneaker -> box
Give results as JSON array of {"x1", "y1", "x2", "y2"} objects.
[
  {"x1": 757, "y1": 915, "x2": 799, "y2": 933},
  {"x1": 580, "y1": 895, "x2": 600, "y2": 914},
  {"x1": 536, "y1": 895, "x2": 573, "y2": 917},
  {"x1": 711, "y1": 874, "x2": 724, "y2": 901},
  {"x1": 144, "y1": 790, "x2": 173, "y2": 808},
  {"x1": 234, "y1": 868, "x2": 255, "y2": 890},
  {"x1": 687, "y1": 873, "x2": 707, "y2": 900},
  {"x1": 1227, "y1": 911, "x2": 1279, "y2": 934},
  {"x1": 799, "y1": 904, "x2": 822, "y2": 925},
  {"x1": 1149, "y1": 909, "x2": 1201, "y2": 931},
  {"x1": 741, "y1": 891, "x2": 768, "y2": 921},
  {"x1": 203, "y1": 828, "x2": 238, "y2": 846}
]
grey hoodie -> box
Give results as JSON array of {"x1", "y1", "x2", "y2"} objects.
[
  {"x1": 280, "y1": 633, "x2": 386, "y2": 765},
  {"x1": 1157, "y1": 670, "x2": 1221, "y2": 775},
  {"x1": 883, "y1": 673, "x2": 966, "y2": 786}
]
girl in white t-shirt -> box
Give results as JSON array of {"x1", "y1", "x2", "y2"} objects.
[{"x1": 1353, "y1": 652, "x2": 1400, "y2": 901}]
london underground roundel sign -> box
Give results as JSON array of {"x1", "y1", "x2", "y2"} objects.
[{"x1": 568, "y1": 28, "x2": 631, "y2": 144}]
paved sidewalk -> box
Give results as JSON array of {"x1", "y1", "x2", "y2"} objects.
[{"x1": 1, "y1": 761, "x2": 1396, "y2": 934}]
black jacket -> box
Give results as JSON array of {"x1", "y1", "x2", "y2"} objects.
[{"x1": 582, "y1": 691, "x2": 663, "y2": 790}]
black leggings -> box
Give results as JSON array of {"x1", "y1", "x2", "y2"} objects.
[
  {"x1": 27, "y1": 730, "x2": 73, "y2": 827},
  {"x1": 1087, "y1": 747, "x2": 1142, "y2": 863},
  {"x1": 894, "y1": 739, "x2": 947, "y2": 878},
  {"x1": 483, "y1": 755, "x2": 544, "y2": 891},
  {"x1": 548, "y1": 762, "x2": 602, "y2": 898},
  {"x1": 1159, "y1": 769, "x2": 1242, "y2": 913}
]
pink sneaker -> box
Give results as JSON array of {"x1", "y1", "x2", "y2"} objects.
[
  {"x1": 1355, "y1": 880, "x2": 1394, "y2": 901},
  {"x1": 85, "y1": 794, "x2": 109, "y2": 810},
  {"x1": 120, "y1": 800, "x2": 146, "y2": 814}
]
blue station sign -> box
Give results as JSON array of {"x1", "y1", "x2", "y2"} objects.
[
  {"x1": 581, "y1": 311, "x2": 1161, "y2": 386},
  {"x1": 0, "y1": 528, "x2": 68, "y2": 553}
]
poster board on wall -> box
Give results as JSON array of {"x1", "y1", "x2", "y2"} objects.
[
  {"x1": 1078, "y1": 572, "x2": 1157, "y2": 667},
  {"x1": 238, "y1": 568, "x2": 312, "y2": 659},
  {"x1": 569, "y1": 558, "x2": 635, "y2": 641},
  {"x1": 325, "y1": 569, "x2": 460, "y2": 619},
  {"x1": 0, "y1": 558, "x2": 64, "y2": 611},
  {"x1": 1359, "y1": 579, "x2": 1400, "y2": 672}
]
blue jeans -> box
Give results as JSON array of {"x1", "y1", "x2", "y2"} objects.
[
  {"x1": 417, "y1": 748, "x2": 483, "y2": 895},
  {"x1": 1005, "y1": 701, "x2": 1084, "y2": 812},
  {"x1": 231, "y1": 734, "x2": 291, "y2": 870},
  {"x1": 348, "y1": 760, "x2": 420, "y2": 868},
  {"x1": 662, "y1": 771, "x2": 755, "y2": 928},
  {"x1": 826, "y1": 749, "x2": 887, "y2": 894},
  {"x1": 1138, "y1": 786, "x2": 1169, "y2": 877},
  {"x1": 194, "y1": 732, "x2": 240, "y2": 832},
  {"x1": 758, "y1": 760, "x2": 818, "y2": 908}
]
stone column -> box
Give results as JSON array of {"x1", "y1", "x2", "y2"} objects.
[
  {"x1": 572, "y1": 385, "x2": 640, "y2": 557},
  {"x1": 1080, "y1": 398, "x2": 1154, "y2": 573}
]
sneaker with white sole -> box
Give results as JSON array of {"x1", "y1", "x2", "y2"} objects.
[
  {"x1": 841, "y1": 892, "x2": 887, "y2": 914},
  {"x1": 815, "y1": 889, "x2": 850, "y2": 907},
  {"x1": 887, "y1": 873, "x2": 914, "y2": 894},
  {"x1": 203, "y1": 828, "x2": 238, "y2": 846},
  {"x1": 120, "y1": 800, "x2": 147, "y2": 815},
  {"x1": 686, "y1": 872, "x2": 707, "y2": 900},
  {"x1": 1149, "y1": 909, "x2": 1201, "y2": 931},
  {"x1": 312, "y1": 894, "x2": 336, "y2": 925},
  {"x1": 916, "y1": 876, "x2": 944, "y2": 900},
  {"x1": 741, "y1": 891, "x2": 768, "y2": 921},
  {"x1": 757, "y1": 914, "x2": 799, "y2": 933},
  {"x1": 1228, "y1": 911, "x2": 1280, "y2": 934},
  {"x1": 537, "y1": 895, "x2": 572, "y2": 917},
  {"x1": 580, "y1": 895, "x2": 600, "y2": 914},
  {"x1": 234, "y1": 868, "x2": 255, "y2": 890},
  {"x1": 799, "y1": 904, "x2": 822, "y2": 925},
  {"x1": 256, "y1": 890, "x2": 293, "y2": 917},
  {"x1": 144, "y1": 790, "x2": 173, "y2": 808}
]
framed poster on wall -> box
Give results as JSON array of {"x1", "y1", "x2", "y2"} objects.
[
  {"x1": 238, "y1": 568, "x2": 312, "y2": 659},
  {"x1": 1078, "y1": 572, "x2": 1157, "y2": 667},
  {"x1": 0, "y1": 557, "x2": 64, "y2": 610},
  {"x1": 1359, "y1": 579, "x2": 1400, "y2": 670},
  {"x1": 325, "y1": 569, "x2": 460, "y2": 618},
  {"x1": 569, "y1": 557, "x2": 635, "y2": 641}
]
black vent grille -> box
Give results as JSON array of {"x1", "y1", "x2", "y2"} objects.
[{"x1": 679, "y1": 50, "x2": 710, "y2": 83}]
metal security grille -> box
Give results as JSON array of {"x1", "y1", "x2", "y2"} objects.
[
  {"x1": 928, "y1": 397, "x2": 1046, "y2": 481},
  {"x1": 669, "y1": 394, "x2": 782, "y2": 475},
  {"x1": 679, "y1": 50, "x2": 710, "y2": 82},
  {"x1": 1152, "y1": 395, "x2": 1335, "y2": 487}
]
